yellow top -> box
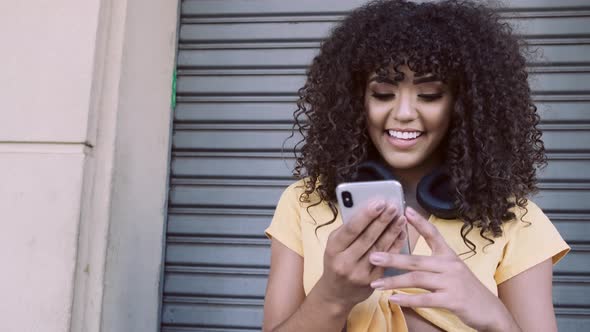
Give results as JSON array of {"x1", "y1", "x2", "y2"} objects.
[{"x1": 265, "y1": 180, "x2": 570, "y2": 332}]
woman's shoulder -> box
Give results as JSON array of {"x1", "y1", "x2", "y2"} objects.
[
  {"x1": 502, "y1": 199, "x2": 551, "y2": 235},
  {"x1": 494, "y1": 199, "x2": 570, "y2": 283},
  {"x1": 282, "y1": 179, "x2": 307, "y2": 195},
  {"x1": 430, "y1": 199, "x2": 559, "y2": 257},
  {"x1": 510, "y1": 199, "x2": 544, "y2": 216},
  {"x1": 279, "y1": 178, "x2": 323, "y2": 205}
]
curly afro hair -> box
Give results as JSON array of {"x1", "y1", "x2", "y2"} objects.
[{"x1": 292, "y1": 0, "x2": 546, "y2": 250}]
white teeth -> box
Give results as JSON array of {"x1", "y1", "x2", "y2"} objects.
[{"x1": 387, "y1": 130, "x2": 423, "y2": 140}]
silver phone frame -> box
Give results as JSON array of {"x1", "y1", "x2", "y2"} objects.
[{"x1": 336, "y1": 180, "x2": 411, "y2": 276}]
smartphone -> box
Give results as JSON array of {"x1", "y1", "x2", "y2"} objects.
[{"x1": 336, "y1": 180, "x2": 410, "y2": 276}]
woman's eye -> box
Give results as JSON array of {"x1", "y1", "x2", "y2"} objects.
[
  {"x1": 418, "y1": 93, "x2": 443, "y2": 101},
  {"x1": 371, "y1": 92, "x2": 395, "y2": 101}
]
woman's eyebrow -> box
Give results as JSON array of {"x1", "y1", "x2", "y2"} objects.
[
  {"x1": 368, "y1": 76, "x2": 397, "y2": 85},
  {"x1": 413, "y1": 76, "x2": 441, "y2": 84},
  {"x1": 368, "y1": 75, "x2": 441, "y2": 85}
]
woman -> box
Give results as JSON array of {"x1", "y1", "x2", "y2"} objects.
[{"x1": 263, "y1": 0, "x2": 570, "y2": 331}]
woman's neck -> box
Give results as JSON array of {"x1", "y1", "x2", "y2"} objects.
[
  {"x1": 392, "y1": 157, "x2": 443, "y2": 216},
  {"x1": 394, "y1": 162, "x2": 439, "y2": 193}
]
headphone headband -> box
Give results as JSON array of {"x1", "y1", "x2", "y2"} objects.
[{"x1": 352, "y1": 160, "x2": 457, "y2": 220}]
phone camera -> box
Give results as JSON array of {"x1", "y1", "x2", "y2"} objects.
[{"x1": 341, "y1": 191, "x2": 353, "y2": 208}]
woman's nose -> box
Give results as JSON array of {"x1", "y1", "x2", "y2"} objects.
[{"x1": 393, "y1": 91, "x2": 417, "y2": 122}]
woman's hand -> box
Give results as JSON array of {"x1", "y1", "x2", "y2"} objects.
[
  {"x1": 314, "y1": 199, "x2": 408, "y2": 312},
  {"x1": 368, "y1": 207, "x2": 521, "y2": 332}
]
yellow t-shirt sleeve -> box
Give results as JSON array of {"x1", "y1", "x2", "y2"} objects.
[
  {"x1": 264, "y1": 182, "x2": 304, "y2": 257},
  {"x1": 494, "y1": 200, "x2": 570, "y2": 284}
]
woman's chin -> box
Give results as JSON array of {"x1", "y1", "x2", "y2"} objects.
[{"x1": 382, "y1": 156, "x2": 424, "y2": 171}]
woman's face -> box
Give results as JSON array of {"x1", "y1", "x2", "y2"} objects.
[{"x1": 364, "y1": 65, "x2": 454, "y2": 171}]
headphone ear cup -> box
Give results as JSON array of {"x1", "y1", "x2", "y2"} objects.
[
  {"x1": 354, "y1": 160, "x2": 398, "y2": 181},
  {"x1": 416, "y1": 168, "x2": 457, "y2": 220}
]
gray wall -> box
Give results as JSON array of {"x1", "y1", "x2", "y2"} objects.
[{"x1": 161, "y1": 0, "x2": 590, "y2": 330}]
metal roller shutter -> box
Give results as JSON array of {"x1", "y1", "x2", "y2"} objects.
[{"x1": 161, "y1": 0, "x2": 590, "y2": 330}]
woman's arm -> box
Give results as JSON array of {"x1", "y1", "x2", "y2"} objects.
[
  {"x1": 263, "y1": 200, "x2": 408, "y2": 331},
  {"x1": 498, "y1": 258, "x2": 557, "y2": 332},
  {"x1": 262, "y1": 239, "x2": 349, "y2": 332},
  {"x1": 263, "y1": 239, "x2": 307, "y2": 331}
]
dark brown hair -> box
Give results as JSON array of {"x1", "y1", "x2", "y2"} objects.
[{"x1": 291, "y1": 0, "x2": 546, "y2": 250}]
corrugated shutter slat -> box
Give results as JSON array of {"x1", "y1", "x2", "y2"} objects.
[{"x1": 162, "y1": 1, "x2": 590, "y2": 330}]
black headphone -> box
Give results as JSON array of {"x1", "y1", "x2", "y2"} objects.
[{"x1": 352, "y1": 160, "x2": 457, "y2": 219}]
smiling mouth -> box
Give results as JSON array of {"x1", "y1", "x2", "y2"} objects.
[{"x1": 387, "y1": 130, "x2": 424, "y2": 140}]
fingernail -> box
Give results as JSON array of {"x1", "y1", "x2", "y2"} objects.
[
  {"x1": 389, "y1": 294, "x2": 401, "y2": 302},
  {"x1": 384, "y1": 204, "x2": 396, "y2": 220},
  {"x1": 388, "y1": 204, "x2": 397, "y2": 214},
  {"x1": 370, "y1": 280, "x2": 385, "y2": 290},
  {"x1": 372, "y1": 200, "x2": 385, "y2": 212},
  {"x1": 406, "y1": 207, "x2": 416, "y2": 217},
  {"x1": 370, "y1": 252, "x2": 388, "y2": 264}
]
